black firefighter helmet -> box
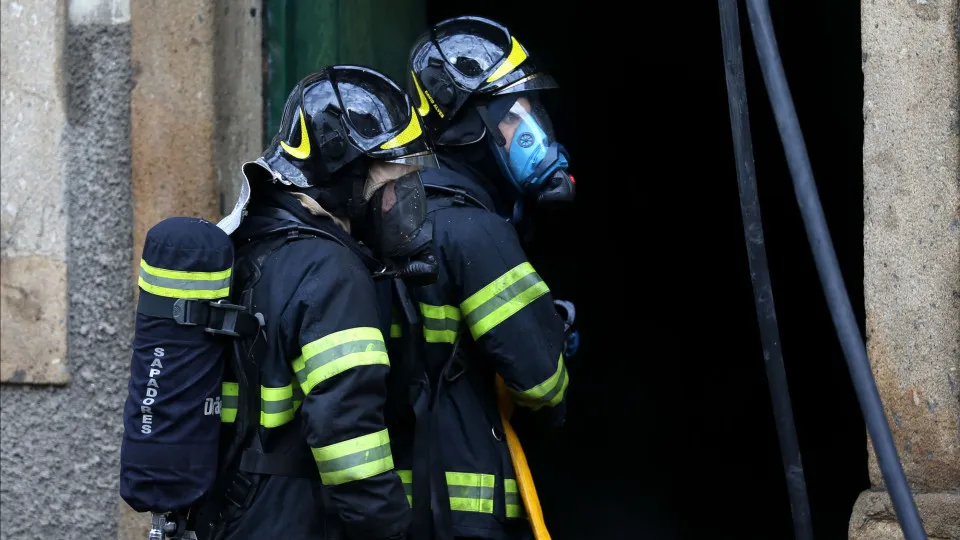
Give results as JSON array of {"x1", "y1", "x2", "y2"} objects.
[
  {"x1": 248, "y1": 64, "x2": 438, "y2": 215},
  {"x1": 407, "y1": 15, "x2": 559, "y2": 147}
]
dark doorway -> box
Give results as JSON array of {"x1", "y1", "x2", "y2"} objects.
[{"x1": 424, "y1": 1, "x2": 868, "y2": 539}]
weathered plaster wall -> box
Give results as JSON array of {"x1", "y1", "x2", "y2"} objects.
[
  {"x1": 1, "y1": 0, "x2": 70, "y2": 385},
  {"x1": 0, "y1": 0, "x2": 261, "y2": 537},
  {"x1": 0, "y1": 0, "x2": 134, "y2": 538}
]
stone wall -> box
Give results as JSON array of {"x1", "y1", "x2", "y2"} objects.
[{"x1": 853, "y1": 0, "x2": 960, "y2": 538}]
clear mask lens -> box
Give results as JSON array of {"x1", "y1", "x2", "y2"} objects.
[{"x1": 494, "y1": 97, "x2": 561, "y2": 188}]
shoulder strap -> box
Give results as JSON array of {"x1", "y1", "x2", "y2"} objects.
[
  {"x1": 391, "y1": 278, "x2": 428, "y2": 404},
  {"x1": 229, "y1": 227, "x2": 330, "y2": 466},
  {"x1": 392, "y1": 275, "x2": 465, "y2": 540},
  {"x1": 391, "y1": 278, "x2": 445, "y2": 540},
  {"x1": 200, "y1": 228, "x2": 328, "y2": 535}
]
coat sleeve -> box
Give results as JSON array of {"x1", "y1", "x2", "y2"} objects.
[
  {"x1": 284, "y1": 244, "x2": 410, "y2": 540},
  {"x1": 450, "y1": 210, "x2": 569, "y2": 429}
]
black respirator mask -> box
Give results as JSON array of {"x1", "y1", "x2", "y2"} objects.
[{"x1": 364, "y1": 171, "x2": 438, "y2": 286}]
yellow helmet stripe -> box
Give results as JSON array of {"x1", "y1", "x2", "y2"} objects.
[
  {"x1": 486, "y1": 37, "x2": 528, "y2": 84},
  {"x1": 380, "y1": 107, "x2": 423, "y2": 150},
  {"x1": 411, "y1": 71, "x2": 431, "y2": 117},
  {"x1": 280, "y1": 107, "x2": 311, "y2": 160}
]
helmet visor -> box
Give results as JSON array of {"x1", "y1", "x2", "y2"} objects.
[
  {"x1": 434, "y1": 17, "x2": 512, "y2": 89},
  {"x1": 382, "y1": 151, "x2": 439, "y2": 169},
  {"x1": 492, "y1": 72, "x2": 559, "y2": 95}
]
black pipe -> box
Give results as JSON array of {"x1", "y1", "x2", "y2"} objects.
[
  {"x1": 742, "y1": 1, "x2": 928, "y2": 538},
  {"x1": 716, "y1": 2, "x2": 814, "y2": 538}
]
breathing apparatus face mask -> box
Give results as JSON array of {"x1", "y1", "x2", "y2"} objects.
[
  {"x1": 487, "y1": 95, "x2": 575, "y2": 207},
  {"x1": 364, "y1": 170, "x2": 437, "y2": 286}
]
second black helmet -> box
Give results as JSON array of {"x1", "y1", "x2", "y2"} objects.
[{"x1": 407, "y1": 16, "x2": 559, "y2": 146}]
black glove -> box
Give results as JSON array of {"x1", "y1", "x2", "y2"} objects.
[{"x1": 554, "y1": 299, "x2": 579, "y2": 357}]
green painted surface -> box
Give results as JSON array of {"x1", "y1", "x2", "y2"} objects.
[{"x1": 264, "y1": 0, "x2": 427, "y2": 144}]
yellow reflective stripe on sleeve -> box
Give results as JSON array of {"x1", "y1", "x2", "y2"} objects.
[
  {"x1": 446, "y1": 472, "x2": 495, "y2": 514},
  {"x1": 395, "y1": 470, "x2": 504, "y2": 514},
  {"x1": 460, "y1": 262, "x2": 549, "y2": 339},
  {"x1": 397, "y1": 469, "x2": 413, "y2": 506},
  {"x1": 138, "y1": 259, "x2": 231, "y2": 299},
  {"x1": 220, "y1": 380, "x2": 304, "y2": 427},
  {"x1": 292, "y1": 327, "x2": 389, "y2": 394},
  {"x1": 419, "y1": 303, "x2": 461, "y2": 344},
  {"x1": 260, "y1": 381, "x2": 305, "y2": 428},
  {"x1": 312, "y1": 428, "x2": 394, "y2": 486},
  {"x1": 510, "y1": 354, "x2": 568, "y2": 411},
  {"x1": 221, "y1": 382, "x2": 238, "y2": 423},
  {"x1": 505, "y1": 479, "x2": 527, "y2": 519}
]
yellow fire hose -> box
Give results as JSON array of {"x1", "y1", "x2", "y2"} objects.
[{"x1": 495, "y1": 375, "x2": 551, "y2": 540}]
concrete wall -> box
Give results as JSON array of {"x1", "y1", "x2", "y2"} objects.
[
  {"x1": 213, "y1": 0, "x2": 263, "y2": 218},
  {"x1": 852, "y1": 0, "x2": 960, "y2": 538},
  {"x1": 0, "y1": 0, "x2": 262, "y2": 538},
  {"x1": 0, "y1": 0, "x2": 134, "y2": 539}
]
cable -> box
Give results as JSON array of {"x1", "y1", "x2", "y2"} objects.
[
  {"x1": 743, "y1": 1, "x2": 927, "y2": 538},
  {"x1": 716, "y1": 1, "x2": 814, "y2": 538}
]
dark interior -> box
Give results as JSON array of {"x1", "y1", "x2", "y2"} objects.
[{"x1": 425, "y1": 1, "x2": 869, "y2": 538}]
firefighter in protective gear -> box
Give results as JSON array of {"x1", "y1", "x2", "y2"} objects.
[
  {"x1": 200, "y1": 65, "x2": 438, "y2": 540},
  {"x1": 387, "y1": 17, "x2": 574, "y2": 540}
]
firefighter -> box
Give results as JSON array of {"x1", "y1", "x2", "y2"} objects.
[
  {"x1": 387, "y1": 16, "x2": 575, "y2": 540},
  {"x1": 200, "y1": 65, "x2": 439, "y2": 540}
]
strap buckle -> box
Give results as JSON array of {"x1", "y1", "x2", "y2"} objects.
[
  {"x1": 169, "y1": 297, "x2": 261, "y2": 338},
  {"x1": 172, "y1": 298, "x2": 199, "y2": 326},
  {"x1": 447, "y1": 186, "x2": 478, "y2": 208},
  {"x1": 204, "y1": 300, "x2": 253, "y2": 338}
]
